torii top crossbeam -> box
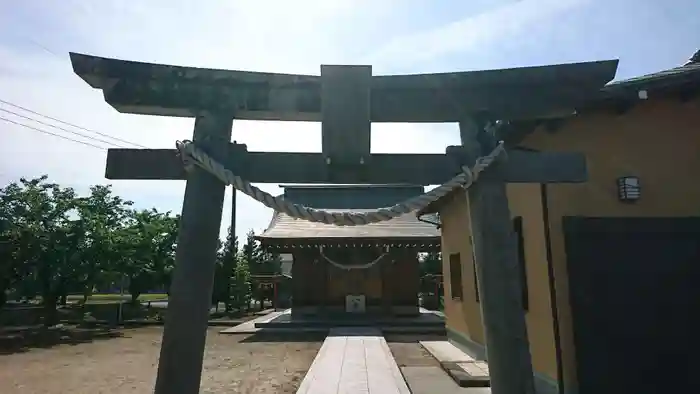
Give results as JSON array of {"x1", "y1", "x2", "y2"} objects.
[{"x1": 69, "y1": 52, "x2": 617, "y2": 122}]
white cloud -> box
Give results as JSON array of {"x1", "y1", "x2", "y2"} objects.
[{"x1": 364, "y1": 0, "x2": 588, "y2": 70}]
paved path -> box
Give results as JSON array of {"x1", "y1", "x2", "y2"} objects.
[
  {"x1": 219, "y1": 310, "x2": 288, "y2": 334},
  {"x1": 296, "y1": 327, "x2": 410, "y2": 394},
  {"x1": 420, "y1": 340, "x2": 490, "y2": 387},
  {"x1": 421, "y1": 340, "x2": 476, "y2": 363}
]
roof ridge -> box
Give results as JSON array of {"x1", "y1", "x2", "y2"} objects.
[
  {"x1": 258, "y1": 209, "x2": 440, "y2": 240},
  {"x1": 606, "y1": 61, "x2": 700, "y2": 87}
]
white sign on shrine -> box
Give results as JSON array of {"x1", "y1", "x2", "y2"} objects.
[{"x1": 345, "y1": 295, "x2": 366, "y2": 313}]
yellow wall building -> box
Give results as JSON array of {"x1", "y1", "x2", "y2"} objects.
[{"x1": 422, "y1": 53, "x2": 700, "y2": 394}]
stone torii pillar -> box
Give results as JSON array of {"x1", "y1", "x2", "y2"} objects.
[
  {"x1": 154, "y1": 114, "x2": 233, "y2": 394},
  {"x1": 459, "y1": 118, "x2": 537, "y2": 394}
]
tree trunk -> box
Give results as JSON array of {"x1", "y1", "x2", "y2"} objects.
[
  {"x1": 0, "y1": 275, "x2": 10, "y2": 309},
  {"x1": 81, "y1": 275, "x2": 94, "y2": 304},
  {"x1": 130, "y1": 291, "x2": 141, "y2": 304},
  {"x1": 43, "y1": 293, "x2": 59, "y2": 327},
  {"x1": 39, "y1": 263, "x2": 58, "y2": 326},
  {"x1": 55, "y1": 279, "x2": 68, "y2": 306},
  {"x1": 129, "y1": 276, "x2": 143, "y2": 304}
]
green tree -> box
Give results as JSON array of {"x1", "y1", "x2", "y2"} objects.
[
  {"x1": 0, "y1": 175, "x2": 178, "y2": 324},
  {"x1": 150, "y1": 212, "x2": 179, "y2": 295},
  {"x1": 419, "y1": 251, "x2": 443, "y2": 310},
  {"x1": 0, "y1": 183, "x2": 34, "y2": 307},
  {"x1": 211, "y1": 238, "x2": 226, "y2": 311},
  {"x1": 241, "y1": 230, "x2": 259, "y2": 310},
  {"x1": 241, "y1": 230, "x2": 260, "y2": 270},
  {"x1": 117, "y1": 209, "x2": 179, "y2": 303},
  {"x1": 214, "y1": 229, "x2": 239, "y2": 312},
  {"x1": 2, "y1": 176, "x2": 86, "y2": 325},
  {"x1": 73, "y1": 185, "x2": 133, "y2": 303},
  {"x1": 231, "y1": 253, "x2": 251, "y2": 312}
]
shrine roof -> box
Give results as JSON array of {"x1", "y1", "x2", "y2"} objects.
[
  {"x1": 256, "y1": 209, "x2": 440, "y2": 241},
  {"x1": 604, "y1": 55, "x2": 700, "y2": 91},
  {"x1": 554, "y1": 50, "x2": 700, "y2": 114}
]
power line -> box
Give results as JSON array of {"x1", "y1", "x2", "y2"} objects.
[
  {"x1": 23, "y1": 36, "x2": 62, "y2": 59},
  {"x1": 0, "y1": 116, "x2": 107, "y2": 151},
  {"x1": 0, "y1": 107, "x2": 129, "y2": 148},
  {"x1": 0, "y1": 98, "x2": 149, "y2": 149}
]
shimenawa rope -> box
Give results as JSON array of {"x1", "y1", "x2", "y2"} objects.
[
  {"x1": 175, "y1": 140, "x2": 505, "y2": 226},
  {"x1": 318, "y1": 245, "x2": 390, "y2": 270}
]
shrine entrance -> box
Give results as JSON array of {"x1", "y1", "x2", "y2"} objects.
[
  {"x1": 69, "y1": 51, "x2": 617, "y2": 394},
  {"x1": 326, "y1": 253, "x2": 383, "y2": 314}
]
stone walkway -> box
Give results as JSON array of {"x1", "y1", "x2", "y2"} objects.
[
  {"x1": 420, "y1": 340, "x2": 490, "y2": 388},
  {"x1": 219, "y1": 309, "x2": 289, "y2": 334},
  {"x1": 295, "y1": 327, "x2": 410, "y2": 394}
]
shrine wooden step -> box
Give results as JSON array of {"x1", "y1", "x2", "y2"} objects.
[{"x1": 295, "y1": 327, "x2": 410, "y2": 394}]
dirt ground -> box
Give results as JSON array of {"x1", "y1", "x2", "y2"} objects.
[{"x1": 0, "y1": 326, "x2": 324, "y2": 394}]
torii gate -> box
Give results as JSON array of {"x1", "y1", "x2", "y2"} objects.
[{"x1": 69, "y1": 53, "x2": 617, "y2": 394}]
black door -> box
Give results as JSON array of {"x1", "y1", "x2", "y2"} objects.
[{"x1": 564, "y1": 217, "x2": 700, "y2": 394}]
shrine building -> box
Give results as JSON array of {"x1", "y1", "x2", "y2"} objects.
[
  {"x1": 418, "y1": 50, "x2": 700, "y2": 394},
  {"x1": 256, "y1": 184, "x2": 440, "y2": 318}
]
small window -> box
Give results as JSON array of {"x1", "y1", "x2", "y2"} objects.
[
  {"x1": 513, "y1": 216, "x2": 529, "y2": 310},
  {"x1": 449, "y1": 253, "x2": 463, "y2": 300}
]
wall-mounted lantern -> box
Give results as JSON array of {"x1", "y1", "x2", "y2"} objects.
[{"x1": 617, "y1": 176, "x2": 641, "y2": 202}]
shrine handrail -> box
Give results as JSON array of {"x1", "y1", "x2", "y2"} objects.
[{"x1": 175, "y1": 139, "x2": 505, "y2": 227}]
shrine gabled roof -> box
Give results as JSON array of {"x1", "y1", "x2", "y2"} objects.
[
  {"x1": 597, "y1": 59, "x2": 700, "y2": 101},
  {"x1": 503, "y1": 51, "x2": 700, "y2": 144},
  {"x1": 562, "y1": 50, "x2": 700, "y2": 114},
  {"x1": 256, "y1": 209, "x2": 440, "y2": 241},
  {"x1": 605, "y1": 57, "x2": 700, "y2": 91}
]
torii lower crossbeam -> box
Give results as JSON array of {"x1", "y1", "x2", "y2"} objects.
[{"x1": 104, "y1": 146, "x2": 587, "y2": 184}]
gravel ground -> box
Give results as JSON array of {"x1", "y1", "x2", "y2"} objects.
[{"x1": 0, "y1": 326, "x2": 323, "y2": 394}]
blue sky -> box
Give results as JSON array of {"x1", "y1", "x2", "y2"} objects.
[{"x1": 0, "y1": 0, "x2": 698, "y2": 242}]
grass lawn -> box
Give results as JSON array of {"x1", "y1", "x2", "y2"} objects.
[{"x1": 66, "y1": 293, "x2": 168, "y2": 304}]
